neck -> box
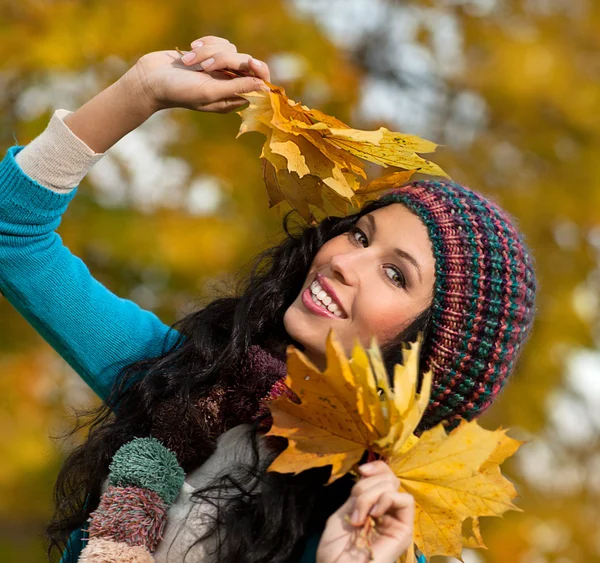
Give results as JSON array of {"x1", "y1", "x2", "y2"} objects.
[{"x1": 302, "y1": 347, "x2": 327, "y2": 371}]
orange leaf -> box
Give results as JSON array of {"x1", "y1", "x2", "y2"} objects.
[
  {"x1": 237, "y1": 84, "x2": 448, "y2": 221},
  {"x1": 266, "y1": 331, "x2": 431, "y2": 483},
  {"x1": 389, "y1": 421, "x2": 523, "y2": 560},
  {"x1": 265, "y1": 333, "x2": 522, "y2": 562},
  {"x1": 353, "y1": 170, "x2": 417, "y2": 207}
]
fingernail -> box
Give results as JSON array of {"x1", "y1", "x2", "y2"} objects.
[
  {"x1": 251, "y1": 58, "x2": 263, "y2": 67},
  {"x1": 351, "y1": 509, "x2": 361, "y2": 525},
  {"x1": 181, "y1": 51, "x2": 196, "y2": 63},
  {"x1": 360, "y1": 462, "x2": 375, "y2": 474},
  {"x1": 369, "y1": 503, "x2": 379, "y2": 516},
  {"x1": 191, "y1": 40, "x2": 203, "y2": 48},
  {"x1": 201, "y1": 57, "x2": 215, "y2": 69}
]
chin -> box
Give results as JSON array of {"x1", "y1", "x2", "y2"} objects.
[
  {"x1": 283, "y1": 300, "x2": 306, "y2": 346},
  {"x1": 283, "y1": 301, "x2": 326, "y2": 358}
]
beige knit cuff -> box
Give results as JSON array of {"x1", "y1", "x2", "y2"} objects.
[{"x1": 14, "y1": 108, "x2": 106, "y2": 193}]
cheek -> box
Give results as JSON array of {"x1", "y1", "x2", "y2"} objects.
[
  {"x1": 313, "y1": 234, "x2": 351, "y2": 266},
  {"x1": 352, "y1": 292, "x2": 411, "y2": 345},
  {"x1": 311, "y1": 245, "x2": 333, "y2": 269}
]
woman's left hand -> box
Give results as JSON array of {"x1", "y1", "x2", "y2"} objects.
[
  {"x1": 126, "y1": 35, "x2": 271, "y2": 115},
  {"x1": 316, "y1": 460, "x2": 415, "y2": 563}
]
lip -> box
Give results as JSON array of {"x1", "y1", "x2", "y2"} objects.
[
  {"x1": 302, "y1": 288, "x2": 341, "y2": 319},
  {"x1": 300, "y1": 273, "x2": 348, "y2": 320},
  {"x1": 316, "y1": 273, "x2": 348, "y2": 317}
]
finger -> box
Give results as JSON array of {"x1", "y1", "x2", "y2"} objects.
[
  {"x1": 204, "y1": 97, "x2": 252, "y2": 114},
  {"x1": 389, "y1": 491, "x2": 415, "y2": 524},
  {"x1": 180, "y1": 42, "x2": 237, "y2": 66},
  {"x1": 190, "y1": 35, "x2": 233, "y2": 47},
  {"x1": 206, "y1": 76, "x2": 268, "y2": 101},
  {"x1": 369, "y1": 491, "x2": 414, "y2": 520},
  {"x1": 358, "y1": 460, "x2": 395, "y2": 478},
  {"x1": 377, "y1": 514, "x2": 413, "y2": 543},
  {"x1": 351, "y1": 482, "x2": 398, "y2": 526},
  {"x1": 371, "y1": 493, "x2": 415, "y2": 534},
  {"x1": 351, "y1": 473, "x2": 399, "y2": 498},
  {"x1": 248, "y1": 57, "x2": 271, "y2": 82},
  {"x1": 197, "y1": 51, "x2": 263, "y2": 74}
]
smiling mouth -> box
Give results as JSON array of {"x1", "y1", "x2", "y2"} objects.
[
  {"x1": 309, "y1": 280, "x2": 343, "y2": 317},
  {"x1": 300, "y1": 273, "x2": 348, "y2": 320},
  {"x1": 301, "y1": 287, "x2": 342, "y2": 319}
]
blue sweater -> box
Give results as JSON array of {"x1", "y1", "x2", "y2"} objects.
[
  {"x1": 0, "y1": 145, "x2": 180, "y2": 399},
  {"x1": 0, "y1": 144, "x2": 426, "y2": 563}
]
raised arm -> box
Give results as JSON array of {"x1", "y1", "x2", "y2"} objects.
[
  {"x1": 0, "y1": 88, "x2": 179, "y2": 400},
  {"x1": 1, "y1": 37, "x2": 271, "y2": 401}
]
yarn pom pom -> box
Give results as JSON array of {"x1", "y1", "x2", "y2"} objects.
[
  {"x1": 109, "y1": 438, "x2": 185, "y2": 505},
  {"x1": 88, "y1": 486, "x2": 167, "y2": 552},
  {"x1": 79, "y1": 538, "x2": 154, "y2": 563}
]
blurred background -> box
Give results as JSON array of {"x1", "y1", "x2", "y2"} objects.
[{"x1": 1, "y1": 0, "x2": 599, "y2": 561}]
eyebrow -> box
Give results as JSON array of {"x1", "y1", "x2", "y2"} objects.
[{"x1": 364, "y1": 214, "x2": 423, "y2": 283}]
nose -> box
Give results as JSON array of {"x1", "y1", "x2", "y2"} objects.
[{"x1": 329, "y1": 248, "x2": 363, "y2": 287}]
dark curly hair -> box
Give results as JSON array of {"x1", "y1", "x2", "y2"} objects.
[{"x1": 47, "y1": 200, "x2": 433, "y2": 562}]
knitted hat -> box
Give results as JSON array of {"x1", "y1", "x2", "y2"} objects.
[{"x1": 377, "y1": 179, "x2": 536, "y2": 432}]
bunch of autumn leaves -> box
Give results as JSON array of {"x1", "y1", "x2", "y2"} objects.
[
  {"x1": 236, "y1": 85, "x2": 522, "y2": 562},
  {"x1": 264, "y1": 334, "x2": 522, "y2": 563},
  {"x1": 237, "y1": 83, "x2": 448, "y2": 223}
]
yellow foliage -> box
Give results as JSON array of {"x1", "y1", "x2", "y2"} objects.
[
  {"x1": 266, "y1": 331, "x2": 522, "y2": 561},
  {"x1": 266, "y1": 332, "x2": 432, "y2": 482},
  {"x1": 389, "y1": 422, "x2": 522, "y2": 559},
  {"x1": 237, "y1": 83, "x2": 448, "y2": 222},
  {"x1": 1, "y1": 0, "x2": 598, "y2": 559}
]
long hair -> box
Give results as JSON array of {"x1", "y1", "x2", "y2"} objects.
[{"x1": 46, "y1": 199, "x2": 433, "y2": 562}]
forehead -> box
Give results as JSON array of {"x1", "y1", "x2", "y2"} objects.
[
  {"x1": 360, "y1": 202, "x2": 436, "y2": 267},
  {"x1": 362, "y1": 203, "x2": 429, "y2": 241}
]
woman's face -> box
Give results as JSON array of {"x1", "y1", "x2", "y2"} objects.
[{"x1": 283, "y1": 203, "x2": 436, "y2": 369}]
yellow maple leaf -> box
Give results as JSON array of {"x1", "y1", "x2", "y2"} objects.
[
  {"x1": 389, "y1": 422, "x2": 523, "y2": 560},
  {"x1": 237, "y1": 82, "x2": 448, "y2": 222},
  {"x1": 265, "y1": 330, "x2": 430, "y2": 483},
  {"x1": 462, "y1": 517, "x2": 486, "y2": 550},
  {"x1": 353, "y1": 170, "x2": 418, "y2": 208},
  {"x1": 265, "y1": 330, "x2": 523, "y2": 562}
]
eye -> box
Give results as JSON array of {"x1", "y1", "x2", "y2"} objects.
[
  {"x1": 348, "y1": 226, "x2": 368, "y2": 247},
  {"x1": 348, "y1": 226, "x2": 407, "y2": 289},
  {"x1": 383, "y1": 265, "x2": 406, "y2": 288}
]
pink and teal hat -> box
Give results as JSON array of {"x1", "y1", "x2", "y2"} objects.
[{"x1": 378, "y1": 179, "x2": 537, "y2": 431}]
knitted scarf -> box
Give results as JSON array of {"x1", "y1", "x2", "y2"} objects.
[{"x1": 150, "y1": 345, "x2": 289, "y2": 471}]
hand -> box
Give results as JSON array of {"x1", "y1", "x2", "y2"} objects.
[
  {"x1": 316, "y1": 461, "x2": 415, "y2": 563},
  {"x1": 125, "y1": 35, "x2": 271, "y2": 114}
]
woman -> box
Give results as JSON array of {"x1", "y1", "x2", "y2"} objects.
[{"x1": 0, "y1": 36, "x2": 536, "y2": 562}]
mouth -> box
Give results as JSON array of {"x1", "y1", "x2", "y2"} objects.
[{"x1": 301, "y1": 272, "x2": 348, "y2": 320}]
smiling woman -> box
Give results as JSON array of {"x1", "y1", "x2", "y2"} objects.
[
  {"x1": 0, "y1": 35, "x2": 536, "y2": 563},
  {"x1": 285, "y1": 203, "x2": 436, "y2": 371}
]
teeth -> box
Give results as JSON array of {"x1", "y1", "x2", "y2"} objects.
[
  {"x1": 309, "y1": 279, "x2": 343, "y2": 318},
  {"x1": 310, "y1": 293, "x2": 325, "y2": 308}
]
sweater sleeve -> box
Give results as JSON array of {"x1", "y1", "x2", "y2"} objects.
[
  {"x1": 0, "y1": 143, "x2": 180, "y2": 401},
  {"x1": 14, "y1": 108, "x2": 105, "y2": 193}
]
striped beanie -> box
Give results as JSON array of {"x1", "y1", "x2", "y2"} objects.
[{"x1": 377, "y1": 179, "x2": 536, "y2": 432}]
